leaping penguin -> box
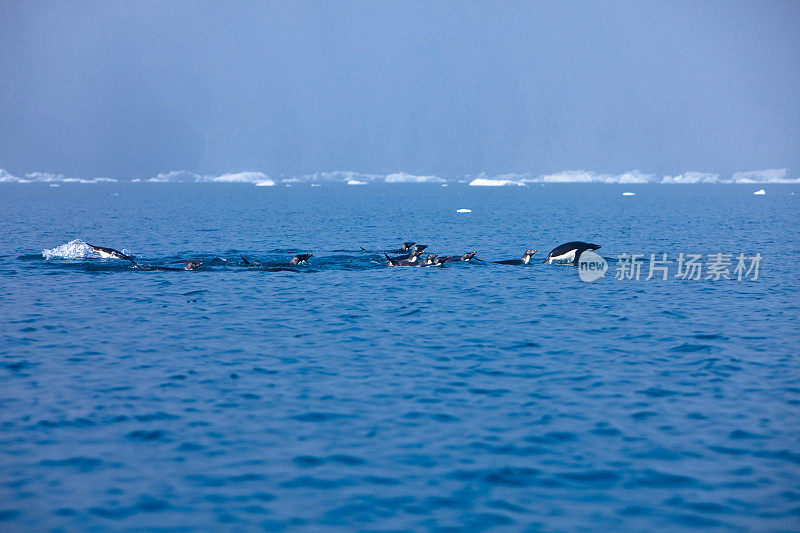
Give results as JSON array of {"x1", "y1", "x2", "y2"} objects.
[
  {"x1": 542, "y1": 242, "x2": 601, "y2": 265},
  {"x1": 86, "y1": 243, "x2": 137, "y2": 264}
]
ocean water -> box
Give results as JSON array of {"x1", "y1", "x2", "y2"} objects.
[{"x1": 1, "y1": 183, "x2": 798, "y2": 531}]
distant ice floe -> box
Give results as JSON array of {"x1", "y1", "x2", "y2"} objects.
[
  {"x1": 733, "y1": 169, "x2": 794, "y2": 183},
  {"x1": 283, "y1": 171, "x2": 445, "y2": 184},
  {"x1": 622, "y1": 192, "x2": 636, "y2": 196},
  {"x1": 661, "y1": 172, "x2": 720, "y2": 184},
  {"x1": 140, "y1": 170, "x2": 272, "y2": 184},
  {"x1": 0, "y1": 169, "x2": 117, "y2": 184},
  {"x1": 298, "y1": 171, "x2": 381, "y2": 184},
  {"x1": 457, "y1": 208, "x2": 472, "y2": 213},
  {"x1": 469, "y1": 178, "x2": 526, "y2": 187},
  {"x1": 384, "y1": 172, "x2": 446, "y2": 184},
  {"x1": 469, "y1": 169, "x2": 800, "y2": 185},
  {"x1": 754, "y1": 189, "x2": 766, "y2": 195},
  {"x1": 519, "y1": 170, "x2": 655, "y2": 184},
  {"x1": 2, "y1": 167, "x2": 799, "y2": 185},
  {"x1": 213, "y1": 172, "x2": 270, "y2": 183}
]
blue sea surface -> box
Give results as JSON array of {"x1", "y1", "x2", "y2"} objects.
[{"x1": 1, "y1": 183, "x2": 799, "y2": 530}]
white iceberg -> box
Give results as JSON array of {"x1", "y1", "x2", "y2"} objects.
[
  {"x1": 384, "y1": 172, "x2": 445, "y2": 183},
  {"x1": 469, "y1": 178, "x2": 525, "y2": 187}
]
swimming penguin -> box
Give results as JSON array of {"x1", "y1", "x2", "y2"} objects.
[
  {"x1": 386, "y1": 242, "x2": 416, "y2": 254},
  {"x1": 138, "y1": 265, "x2": 181, "y2": 271},
  {"x1": 443, "y1": 252, "x2": 480, "y2": 263},
  {"x1": 389, "y1": 244, "x2": 428, "y2": 261},
  {"x1": 420, "y1": 253, "x2": 439, "y2": 266},
  {"x1": 139, "y1": 260, "x2": 203, "y2": 271},
  {"x1": 290, "y1": 253, "x2": 313, "y2": 265},
  {"x1": 385, "y1": 249, "x2": 426, "y2": 266},
  {"x1": 542, "y1": 242, "x2": 601, "y2": 265},
  {"x1": 86, "y1": 243, "x2": 137, "y2": 264},
  {"x1": 494, "y1": 249, "x2": 537, "y2": 265}
]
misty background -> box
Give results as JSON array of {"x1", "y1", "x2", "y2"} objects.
[{"x1": 1, "y1": 0, "x2": 798, "y2": 180}]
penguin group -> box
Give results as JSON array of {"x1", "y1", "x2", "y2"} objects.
[
  {"x1": 380, "y1": 241, "x2": 599, "y2": 267},
  {"x1": 382, "y1": 242, "x2": 480, "y2": 267},
  {"x1": 85, "y1": 241, "x2": 602, "y2": 271}
]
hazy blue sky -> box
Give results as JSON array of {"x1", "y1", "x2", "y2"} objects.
[{"x1": 1, "y1": 1, "x2": 798, "y2": 179}]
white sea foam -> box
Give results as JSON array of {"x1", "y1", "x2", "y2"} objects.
[
  {"x1": 42, "y1": 239, "x2": 135, "y2": 260},
  {"x1": 42, "y1": 239, "x2": 93, "y2": 260}
]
